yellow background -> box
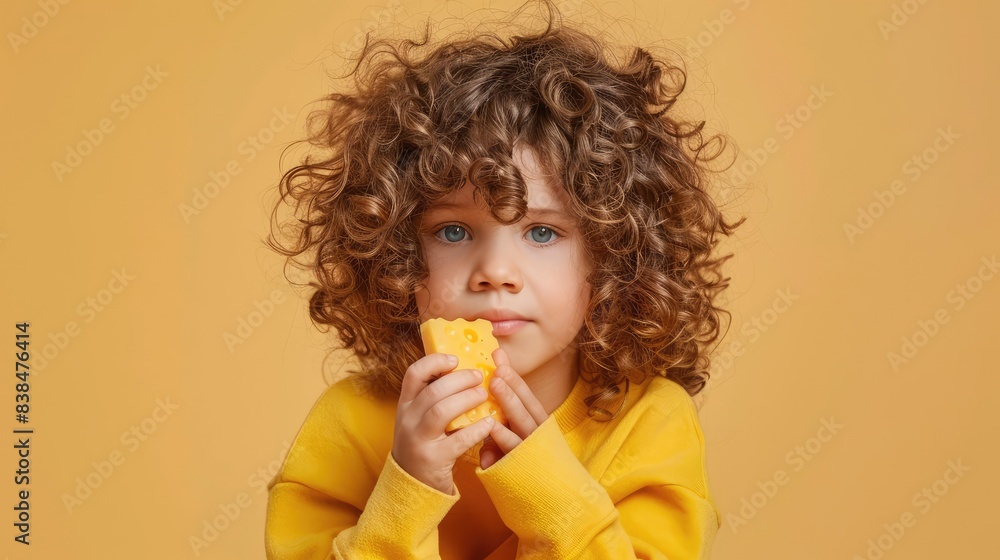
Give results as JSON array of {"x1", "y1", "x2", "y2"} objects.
[{"x1": 2, "y1": 0, "x2": 997, "y2": 558}]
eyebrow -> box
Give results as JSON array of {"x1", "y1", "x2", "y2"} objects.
[{"x1": 424, "y1": 202, "x2": 570, "y2": 219}]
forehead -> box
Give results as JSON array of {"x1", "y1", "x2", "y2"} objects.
[{"x1": 424, "y1": 145, "x2": 573, "y2": 218}]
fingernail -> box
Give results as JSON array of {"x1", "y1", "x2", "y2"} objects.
[{"x1": 448, "y1": 355, "x2": 458, "y2": 364}]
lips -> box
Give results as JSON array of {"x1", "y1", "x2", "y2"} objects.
[
  {"x1": 471, "y1": 310, "x2": 528, "y2": 322},
  {"x1": 489, "y1": 319, "x2": 529, "y2": 336},
  {"x1": 465, "y1": 310, "x2": 531, "y2": 336}
]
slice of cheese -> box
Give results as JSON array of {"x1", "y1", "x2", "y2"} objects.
[{"x1": 419, "y1": 317, "x2": 508, "y2": 434}]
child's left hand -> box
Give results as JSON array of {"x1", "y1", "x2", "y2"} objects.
[{"x1": 479, "y1": 347, "x2": 551, "y2": 470}]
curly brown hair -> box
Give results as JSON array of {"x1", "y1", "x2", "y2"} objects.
[{"x1": 265, "y1": 0, "x2": 746, "y2": 421}]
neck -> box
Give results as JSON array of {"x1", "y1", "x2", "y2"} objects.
[{"x1": 523, "y1": 346, "x2": 580, "y2": 416}]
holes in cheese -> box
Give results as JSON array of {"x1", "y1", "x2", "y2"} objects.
[{"x1": 419, "y1": 317, "x2": 508, "y2": 434}]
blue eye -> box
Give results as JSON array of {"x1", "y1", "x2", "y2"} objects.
[
  {"x1": 528, "y1": 226, "x2": 557, "y2": 244},
  {"x1": 432, "y1": 224, "x2": 561, "y2": 245},
  {"x1": 436, "y1": 225, "x2": 468, "y2": 243}
]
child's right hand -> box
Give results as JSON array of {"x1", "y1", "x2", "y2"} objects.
[{"x1": 391, "y1": 352, "x2": 495, "y2": 495}]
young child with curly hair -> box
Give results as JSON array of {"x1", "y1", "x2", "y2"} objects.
[{"x1": 264, "y1": 1, "x2": 744, "y2": 558}]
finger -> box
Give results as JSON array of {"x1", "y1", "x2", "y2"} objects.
[
  {"x1": 447, "y1": 416, "x2": 495, "y2": 458},
  {"x1": 492, "y1": 346, "x2": 510, "y2": 371},
  {"x1": 479, "y1": 436, "x2": 504, "y2": 470},
  {"x1": 411, "y1": 367, "x2": 483, "y2": 419},
  {"x1": 491, "y1": 349, "x2": 549, "y2": 427},
  {"x1": 486, "y1": 420, "x2": 523, "y2": 455},
  {"x1": 489, "y1": 374, "x2": 538, "y2": 437},
  {"x1": 419, "y1": 379, "x2": 489, "y2": 438},
  {"x1": 400, "y1": 353, "x2": 459, "y2": 403}
]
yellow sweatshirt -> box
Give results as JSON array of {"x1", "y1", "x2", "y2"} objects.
[{"x1": 265, "y1": 371, "x2": 721, "y2": 559}]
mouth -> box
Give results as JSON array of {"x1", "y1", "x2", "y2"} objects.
[
  {"x1": 489, "y1": 319, "x2": 529, "y2": 336},
  {"x1": 464, "y1": 310, "x2": 531, "y2": 336}
]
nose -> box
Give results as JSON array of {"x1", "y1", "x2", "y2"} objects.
[{"x1": 468, "y1": 230, "x2": 523, "y2": 293}]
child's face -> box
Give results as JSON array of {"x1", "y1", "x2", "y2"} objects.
[{"x1": 414, "y1": 145, "x2": 593, "y2": 381}]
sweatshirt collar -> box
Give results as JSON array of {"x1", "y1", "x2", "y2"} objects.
[{"x1": 551, "y1": 370, "x2": 592, "y2": 434}]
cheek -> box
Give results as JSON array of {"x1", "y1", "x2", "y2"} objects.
[
  {"x1": 576, "y1": 285, "x2": 593, "y2": 324},
  {"x1": 414, "y1": 267, "x2": 453, "y2": 319},
  {"x1": 560, "y1": 282, "x2": 589, "y2": 323},
  {"x1": 414, "y1": 286, "x2": 429, "y2": 316},
  {"x1": 536, "y1": 271, "x2": 591, "y2": 340},
  {"x1": 414, "y1": 241, "x2": 438, "y2": 315},
  {"x1": 567, "y1": 254, "x2": 594, "y2": 325}
]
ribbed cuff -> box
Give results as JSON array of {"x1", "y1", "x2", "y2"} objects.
[
  {"x1": 474, "y1": 414, "x2": 616, "y2": 556},
  {"x1": 342, "y1": 451, "x2": 461, "y2": 553}
]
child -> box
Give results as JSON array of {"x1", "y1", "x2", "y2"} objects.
[{"x1": 264, "y1": 0, "x2": 745, "y2": 558}]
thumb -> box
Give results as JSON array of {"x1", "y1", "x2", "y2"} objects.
[
  {"x1": 479, "y1": 436, "x2": 504, "y2": 470},
  {"x1": 486, "y1": 421, "x2": 523, "y2": 457}
]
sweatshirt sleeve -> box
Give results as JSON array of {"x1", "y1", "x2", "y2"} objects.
[
  {"x1": 265, "y1": 382, "x2": 462, "y2": 559},
  {"x1": 474, "y1": 395, "x2": 720, "y2": 559}
]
